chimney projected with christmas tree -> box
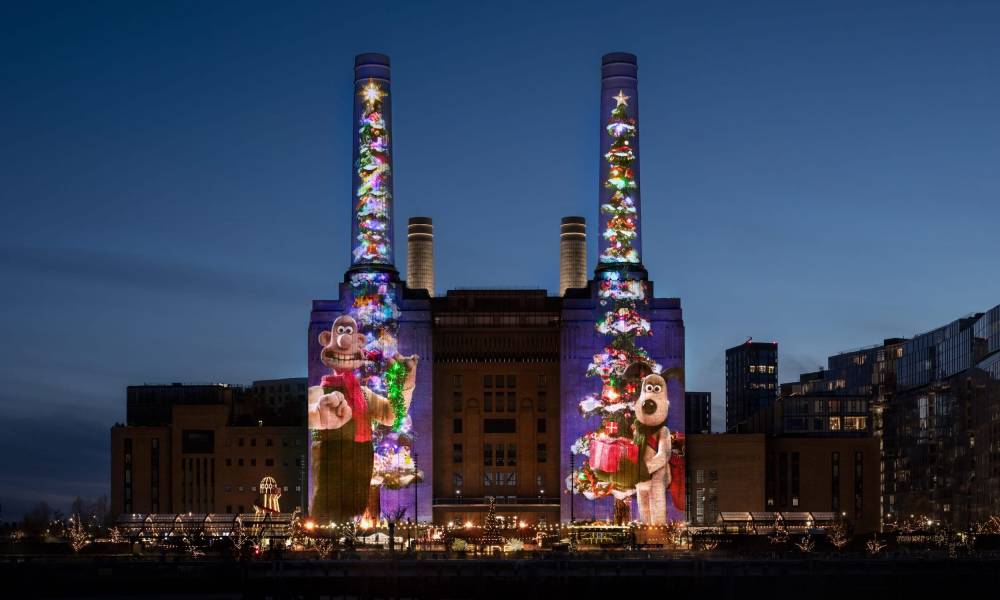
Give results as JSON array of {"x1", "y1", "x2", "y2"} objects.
[
  {"x1": 308, "y1": 53, "x2": 424, "y2": 525},
  {"x1": 597, "y1": 52, "x2": 645, "y2": 276},
  {"x1": 350, "y1": 53, "x2": 396, "y2": 270},
  {"x1": 566, "y1": 53, "x2": 684, "y2": 527}
]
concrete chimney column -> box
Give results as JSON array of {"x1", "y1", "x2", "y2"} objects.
[
  {"x1": 407, "y1": 217, "x2": 434, "y2": 295},
  {"x1": 559, "y1": 216, "x2": 586, "y2": 295}
]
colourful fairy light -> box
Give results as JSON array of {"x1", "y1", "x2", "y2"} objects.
[
  {"x1": 600, "y1": 89, "x2": 640, "y2": 265},
  {"x1": 353, "y1": 80, "x2": 392, "y2": 265},
  {"x1": 346, "y1": 272, "x2": 421, "y2": 490},
  {"x1": 571, "y1": 241, "x2": 659, "y2": 501}
]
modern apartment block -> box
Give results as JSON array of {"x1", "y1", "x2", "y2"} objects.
[{"x1": 886, "y1": 306, "x2": 1000, "y2": 526}]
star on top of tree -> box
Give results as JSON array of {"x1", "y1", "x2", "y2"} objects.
[
  {"x1": 613, "y1": 90, "x2": 630, "y2": 107},
  {"x1": 361, "y1": 81, "x2": 384, "y2": 105}
]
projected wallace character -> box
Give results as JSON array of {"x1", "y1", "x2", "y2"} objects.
[
  {"x1": 308, "y1": 314, "x2": 419, "y2": 522},
  {"x1": 633, "y1": 373, "x2": 672, "y2": 525}
]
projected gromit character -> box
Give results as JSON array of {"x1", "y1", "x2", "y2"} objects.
[
  {"x1": 308, "y1": 314, "x2": 418, "y2": 522},
  {"x1": 633, "y1": 373, "x2": 672, "y2": 524}
]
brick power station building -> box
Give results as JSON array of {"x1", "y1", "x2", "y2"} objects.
[
  {"x1": 112, "y1": 53, "x2": 686, "y2": 526},
  {"x1": 304, "y1": 52, "x2": 683, "y2": 526}
]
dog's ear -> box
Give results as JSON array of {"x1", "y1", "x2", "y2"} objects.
[{"x1": 661, "y1": 367, "x2": 685, "y2": 384}]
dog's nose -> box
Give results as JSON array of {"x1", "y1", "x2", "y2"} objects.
[{"x1": 642, "y1": 399, "x2": 657, "y2": 415}]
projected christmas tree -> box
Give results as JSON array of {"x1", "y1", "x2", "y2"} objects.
[
  {"x1": 569, "y1": 272, "x2": 658, "y2": 504},
  {"x1": 353, "y1": 81, "x2": 392, "y2": 265},
  {"x1": 569, "y1": 90, "x2": 660, "y2": 506},
  {"x1": 599, "y1": 90, "x2": 640, "y2": 265}
]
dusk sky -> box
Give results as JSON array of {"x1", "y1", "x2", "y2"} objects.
[{"x1": 2, "y1": 1, "x2": 999, "y2": 518}]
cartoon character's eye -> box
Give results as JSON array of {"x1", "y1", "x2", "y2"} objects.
[
  {"x1": 344, "y1": 327, "x2": 353, "y2": 334},
  {"x1": 336, "y1": 326, "x2": 345, "y2": 334},
  {"x1": 654, "y1": 385, "x2": 662, "y2": 393},
  {"x1": 644, "y1": 384, "x2": 653, "y2": 392}
]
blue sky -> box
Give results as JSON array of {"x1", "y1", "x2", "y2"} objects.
[{"x1": 2, "y1": 0, "x2": 999, "y2": 518}]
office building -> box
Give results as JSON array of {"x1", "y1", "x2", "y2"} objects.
[
  {"x1": 110, "y1": 380, "x2": 308, "y2": 517},
  {"x1": 725, "y1": 340, "x2": 778, "y2": 432},
  {"x1": 685, "y1": 391, "x2": 712, "y2": 434}
]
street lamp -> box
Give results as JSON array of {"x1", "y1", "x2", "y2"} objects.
[
  {"x1": 409, "y1": 450, "x2": 419, "y2": 521},
  {"x1": 570, "y1": 453, "x2": 575, "y2": 523}
]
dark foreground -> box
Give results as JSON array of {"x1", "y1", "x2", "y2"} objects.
[{"x1": 4, "y1": 555, "x2": 997, "y2": 599}]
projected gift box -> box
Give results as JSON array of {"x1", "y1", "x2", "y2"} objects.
[{"x1": 589, "y1": 436, "x2": 640, "y2": 487}]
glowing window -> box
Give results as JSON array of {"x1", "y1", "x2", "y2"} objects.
[{"x1": 845, "y1": 417, "x2": 867, "y2": 431}]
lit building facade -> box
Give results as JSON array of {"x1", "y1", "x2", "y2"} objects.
[
  {"x1": 430, "y1": 290, "x2": 562, "y2": 525},
  {"x1": 778, "y1": 305, "x2": 1000, "y2": 528},
  {"x1": 773, "y1": 395, "x2": 872, "y2": 436},
  {"x1": 559, "y1": 53, "x2": 685, "y2": 524},
  {"x1": 307, "y1": 52, "x2": 684, "y2": 527},
  {"x1": 778, "y1": 338, "x2": 905, "y2": 519},
  {"x1": 885, "y1": 305, "x2": 1000, "y2": 527}
]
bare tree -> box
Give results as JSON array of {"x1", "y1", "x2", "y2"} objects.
[
  {"x1": 107, "y1": 527, "x2": 124, "y2": 544},
  {"x1": 181, "y1": 535, "x2": 205, "y2": 558},
  {"x1": 866, "y1": 533, "x2": 886, "y2": 556},
  {"x1": 288, "y1": 510, "x2": 307, "y2": 549},
  {"x1": 69, "y1": 495, "x2": 109, "y2": 529},
  {"x1": 663, "y1": 519, "x2": 685, "y2": 549},
  {"x1": 827, "y1": 518, "x2": 850, "y2": 551},
  {"x1": 314, "y1": 536, "x2": 337, "y2": 559},
  {"x1": 382, "y1": 507, "x2": 408, "y2": 552},
  {"x1": 769, "y1": 516, "x2": 789, "y2": 544},
  {"x1": 230, "y1": 520, "x2": 260, "y2": 560},
  {"x1": 22, "y1": 502, "x2": 52, "y2": 537},
  {"x1": 341, "y1": 519, "x2": 359, "y2": 551},
  {"x1": 67, "y1": 514, "x2": 91, "y2": 553},
  {"x1": 977, "y1": 516, "x2": 1000, "y2": 534}
]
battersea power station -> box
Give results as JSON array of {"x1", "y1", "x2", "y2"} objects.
[{"x1": 111, "y1": 52, "x2": 686, "y2": 528}]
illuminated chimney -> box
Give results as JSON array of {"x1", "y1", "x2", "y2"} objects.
[
  {"x1": 559, "y1": 216, "x2": 587, "y2": 295},
  {"x1": 349, "y1": 53, "x2": 396, "y2": 273},
  {"x1": 596, "y1": 52, "x2": 646, "y2": 278},
  {"x1": 407, "y1": 217, "x2": 434, "y2": 295}
]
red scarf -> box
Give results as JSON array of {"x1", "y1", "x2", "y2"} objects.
[
  {"x1": 646, "y1": 433, "x2": 659, "y2": 451},
  {"x1": 320, "y1": 371, "x2": 370, "y2": 443}
]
